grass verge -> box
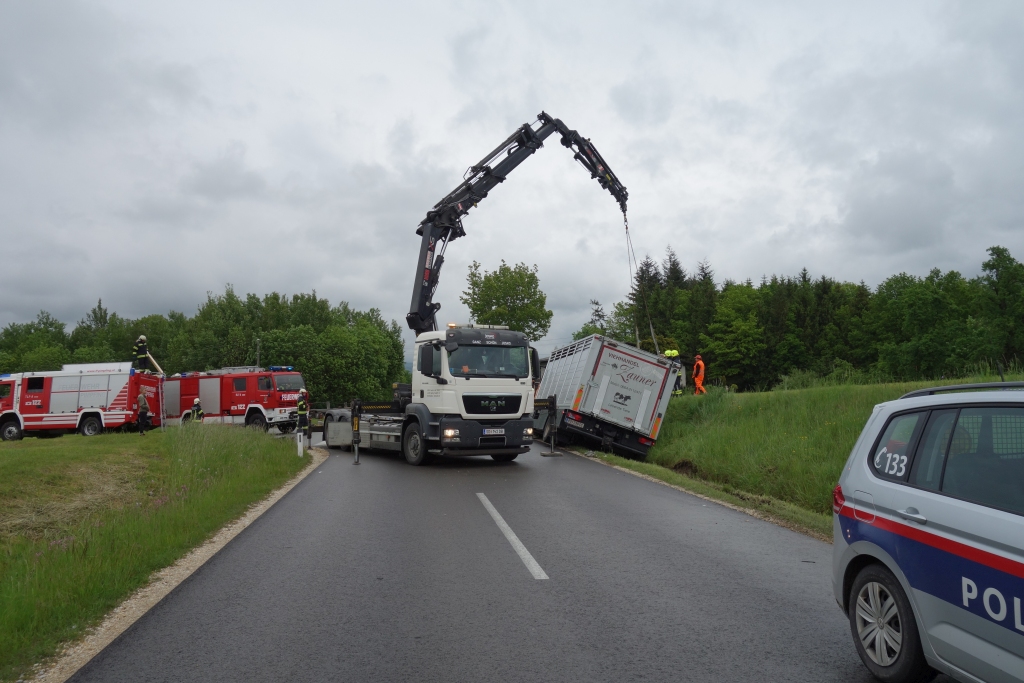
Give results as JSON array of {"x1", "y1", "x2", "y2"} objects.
[
  {"x1": 588, "y1": 374, "x2": 1023, "y2": 539},
  {"x1": 0, "y1": 426, "x2": 308, "y2": 683}
]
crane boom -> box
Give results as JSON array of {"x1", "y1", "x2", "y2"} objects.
[{"x1": 406, "y1": 111, "x2": 628, "y2": 335}]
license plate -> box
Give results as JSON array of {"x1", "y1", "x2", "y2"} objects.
[{"x1": 482, "y1": 428, "x2": 505, "y2": 435}]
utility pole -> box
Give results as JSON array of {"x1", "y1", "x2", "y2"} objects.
[{"x1": 256, "y1": 338, "x2": 261, "y2": 368}]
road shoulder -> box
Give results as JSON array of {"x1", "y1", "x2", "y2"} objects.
[
  {"x1": 27, "y1": 447, "x2": 330, "y2": 683},
  {"x1": 571, "y1": 449, "x2": 832, "y2": 542}
]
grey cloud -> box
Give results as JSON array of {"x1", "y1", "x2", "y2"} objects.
[
  {"x1": 181, "y1": 142, "x2": 267, "y2": 201},
  {"x1": 610, "y1": 78, "x2": 674, "y2": 127}
]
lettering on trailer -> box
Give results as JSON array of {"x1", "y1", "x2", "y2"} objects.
[
  {"x1": 592, "y1": 348, "x2": 666, "y2": 429},
  {"x1": 837, "y1": 505, "x2": 1024, "y2": 636}
]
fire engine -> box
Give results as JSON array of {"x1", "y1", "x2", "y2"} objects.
[
  {"x1": 162, "y1": 366, "x2": 306, "y2": 432},
  {"x1": 0, "y1": 362, "x2": 161, "y2": 440}
]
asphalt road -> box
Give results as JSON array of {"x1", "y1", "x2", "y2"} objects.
[{"x1": 68, "y1": 441, "x2": 938, "y2": 682}]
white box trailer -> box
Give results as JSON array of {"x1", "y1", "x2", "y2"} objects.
[{"x1": 534, "y1": 334, "x2": 679, "y2": 458}]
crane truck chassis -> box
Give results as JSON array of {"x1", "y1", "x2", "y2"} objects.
[{"x1": 324, "y1": 112, "x2": 628, "y2": 465}]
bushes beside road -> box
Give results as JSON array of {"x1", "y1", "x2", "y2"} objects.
[{"x1": 0, "y1": 427, "x2": 308, "y2": 683}]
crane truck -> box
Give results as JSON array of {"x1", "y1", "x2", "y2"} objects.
[{"x1": 323, "y1": 111, "x2": 628, "y2": 464}]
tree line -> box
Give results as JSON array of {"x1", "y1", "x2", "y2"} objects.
[
  {"x1": 0, "y1": 288, "x2": 407, "y2": 405},
  {"x1": 574, "y1": 246, "x2": 1024, "y2": 391}
]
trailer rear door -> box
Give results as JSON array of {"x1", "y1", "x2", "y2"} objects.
[{"x1": 582, "y1": 344, "x2": 672, "y2": 436}]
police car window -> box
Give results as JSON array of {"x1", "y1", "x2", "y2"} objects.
[
  {"x1": 908, "y1": 409, "x2": 957, "y2": 491},
  {"x1": 941, "y1": 407, "x2": 1024, "y2": 516},
  {"x1": 26, "y1": 377, "x2": 44, "y2": 393},
  {"x1": 0, "y1": 384, "x2": 10, "y2": 399},
  {"x1": 870, "y1": 412, "x2": 923, "y2": 481},
  {"x1": 233, "y1": 378, "x2": 247, "y2": 391},
  {"x1": 258, "y1": 376, "x2": 272, "y2": 391}
]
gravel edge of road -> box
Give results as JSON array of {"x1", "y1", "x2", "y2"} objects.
[
  {"x1": 572, "y1": 450, "x2": 832, "y2": 543},
  {"x1": 24, "y1": 447, "x2": 331, "y2": 683}
]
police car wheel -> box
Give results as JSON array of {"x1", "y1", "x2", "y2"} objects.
[
  {"x1": 849, "y1": 565, "x2": 935, "y2": 683},
  {"x1": 1, "y1": 420, "x2": 22, "y2": 441},
  {"x1": 80, "y1": 417, "x2": 102, "y2": 437},
  {"x1": 402, "y1": 423, "x2": 431, "y2": 466}
]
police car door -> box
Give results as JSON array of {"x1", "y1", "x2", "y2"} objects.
[{"x1": 891, "y1": 406, "x2": 1024, "y2": 681}]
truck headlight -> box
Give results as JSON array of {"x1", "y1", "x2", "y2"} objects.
[
  {"x1": 523, "y1": 427, "x2": 533, "y2": 437},
  {"x1": 443, "y1": 428, "x2": 459, "y2": 438}
]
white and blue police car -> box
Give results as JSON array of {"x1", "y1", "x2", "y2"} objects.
[{"x1": 833, "y1": 383, "x2": 1024, "y2": 683}]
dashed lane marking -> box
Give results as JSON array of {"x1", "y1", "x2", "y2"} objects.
[{"x1": 476, "y1": 493, "x2": 549, "y2": 580}]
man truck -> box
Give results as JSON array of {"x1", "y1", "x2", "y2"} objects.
[{"x1": 324, "y1": 111, "x2": 629, "y2": 464}]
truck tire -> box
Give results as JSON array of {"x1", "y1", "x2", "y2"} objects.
[
  {"x1": 79, "y1": 416, "x2": 102, "y2": 437},
  {"x1": 402, "y1": 422, "x2": 431, "y2": 466},
  {"x1": 1, "y1": 420, "x2": 22, "y2": 441},
  {"x1": 279, "y1": 423, "x2": 295, "y2": 434},
  {"x1": 246, "y1": 413, "x2": 268, "y2": 431},
  {"x1": 491, "y1": 453, "x2": 518, "y2": 462}
]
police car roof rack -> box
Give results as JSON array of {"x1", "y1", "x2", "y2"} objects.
[{"x1": 900, "y1": 381, "x2": 1024, "y2": 399}]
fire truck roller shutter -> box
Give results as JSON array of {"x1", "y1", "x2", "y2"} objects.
[
  {"x1": 49, "y1": 375, "x2": 81, "y2": 414},
  {"x1": 163, "y1": 381, "x2": 180, "y2": 419},
  {"x1": 199, "y1": 378, "x2": 220, "y2": 420},
  {"x1": 79, "y1": 375, "x2": 110, "y2": 409}
]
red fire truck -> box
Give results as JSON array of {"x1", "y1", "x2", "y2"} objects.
[
  {"x1": 0, "y1": 362, "x2": 162, "y2": 440},
  {"x1": 162, "y1": 366, "x2": 306, "y2": 432}
]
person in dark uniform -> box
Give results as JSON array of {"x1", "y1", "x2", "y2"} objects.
[
  {"x1": 137, "y1": 390, "x2": 150, "y2": 435},
  {"x1": 132, "y1": 335, "x2": 149, "y2": 371},
  {"x1": 297, "y1": 388, "x2": 309, "y2": 442},
  {"x1": 190, "y1": 398, "x2": 204, "y2": 422}
]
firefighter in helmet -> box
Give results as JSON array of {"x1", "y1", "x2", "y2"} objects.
[
  {"x1": 296, "y1": 388, "x2": 309, "y2": 441},
  {"x1": 190, "y1": 398, "x2": 204, "y2": 422},
  {"x1": 132, "y1": 335, "x2": 149, "y2": 371},
  {"x1": 664, "y1": 350, "x2": 684, "y2": 396}
]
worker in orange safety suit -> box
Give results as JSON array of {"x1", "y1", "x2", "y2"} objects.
[{"x1": 692, "y1": 354, "x2": 707, "y2": 395}]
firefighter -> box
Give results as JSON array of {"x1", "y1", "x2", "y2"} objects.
[
  {"x1": 137, "y1": 390, "x2": 150, "y2": 436},
  {"x1": 692, "y1": 354, "x2": 707, "y2": 395},
  {"x1": 190, "y1": 398, "x2": 204, "y2": 422},
  {"x1": 296, "y1": 388, "x2": 309, "y2": 441},
  {"x1": 132, "y1": 335, "x2": 149, "y2": 372}
]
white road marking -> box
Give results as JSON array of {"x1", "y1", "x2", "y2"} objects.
[{"x1": 476, "y1": 493, "x2": 549, "y2": 580}]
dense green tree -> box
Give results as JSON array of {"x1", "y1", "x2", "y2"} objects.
[{"x1": 460, "y1": 261, "x2": 553, "y2": 340}]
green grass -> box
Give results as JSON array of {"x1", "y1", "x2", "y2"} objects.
[
  {"x1": 0, "y1": 427, "x2": 309, "y2": 683},
  {"x1": 622, "y1": 374, "x2": 1024, "y2": 532}
]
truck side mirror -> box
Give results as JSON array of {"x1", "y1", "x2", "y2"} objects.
[
  {"x1": 445, "y1": 340, "x2": 458, "y2": 352},
  {"x1": 418, "y1": 345, "x2": 435, "y2": 376},
  {"x1": 530, "y1": 347, "x2": 542, "y2": 382}
]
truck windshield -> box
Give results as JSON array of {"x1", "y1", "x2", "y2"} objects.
[
  {"x1": 448, "y1": 346, "x2": 529, "y2": 379},
  {"x1": 273, "y1": 375, "x2": 305, "y2": 391}
]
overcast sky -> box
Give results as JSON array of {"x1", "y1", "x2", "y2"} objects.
[{"x1": 2, "y1": 0, "x2": 1023, "y2": 356}]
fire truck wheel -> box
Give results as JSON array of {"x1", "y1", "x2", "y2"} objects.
[
  {"x1": 402, "y1": 422, "x2": 431, "y2": 466},
  {"x1": 246, "y1": 413, "x2": 268, "y2": 431},
  {"x1": 279, "y1": 424, "x2": 295, "y2": 434},
  {"x1": 1, "y1": 420, "x2": 22, "y2": 441},
  {"x1": 79, "y1": 416, "x2": 102, "y2": 437}
]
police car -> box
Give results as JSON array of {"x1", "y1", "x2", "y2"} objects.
[{"x1": 833, "y1": 383, "x2": 1024, "y2": 683}]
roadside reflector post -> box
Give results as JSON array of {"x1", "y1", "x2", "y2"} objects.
[
  {"x1": 296, "y1": 422, "x2": 302, "y2": 457},
  {"x1": 352, "y1": 400, "x2": 361, "y2": 465},
  {"x1": 549, "y1": 394, "x2": 557, "y2": 454}
]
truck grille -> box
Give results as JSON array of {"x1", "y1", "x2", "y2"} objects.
[{"x1": 462, "y1": 394, "x2": 521, "y2": 415}]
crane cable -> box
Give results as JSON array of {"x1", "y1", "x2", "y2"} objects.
[{"x1": 622, "y1": 212, "x2": 660, "y2": 355}]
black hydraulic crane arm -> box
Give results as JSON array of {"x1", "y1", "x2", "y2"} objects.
[{"x1": 406, "y1": 111, "x2": 629, "y2": 336}]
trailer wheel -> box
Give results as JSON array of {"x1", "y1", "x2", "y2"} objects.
[
  {"x1": 79, "y1": 416, "x2": 102, "y2": 437},
  {"x1": 1, "y1": 420, "x2": 22, "y2": 441},
  {"x1": 402, "y1": 422, "x2": 431, "y2": 466},
  {"x1": 246, "y1": 413, "x2": 268, "y2": 432}
]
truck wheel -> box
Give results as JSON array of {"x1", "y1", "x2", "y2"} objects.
[
  {"x1": 279, "y1": 424, "x2": 295, "y2": 434},
  {"x1": 79, "y1": 416, "x2": 102, "y2": 437},
  {"x1": 246, "y1": 414, "x2": 268, "y2": 432},
  {"x1": 491, "y1": 453, "x2": 518, "y2": 462},
  {"x1": 402, "y1": 423, "x2": 431, "y2": 466},
  {"x1": 1, "y1": 420, "x2": 22, "y2": 441}
]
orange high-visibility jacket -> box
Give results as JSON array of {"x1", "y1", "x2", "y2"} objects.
[{"x1": 693, "y1": 359, "x2": 705, "y2": 380}]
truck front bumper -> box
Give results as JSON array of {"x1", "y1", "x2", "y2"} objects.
[{"x1": 433, "y1": 416, "x2": 534, "y2": 454}]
